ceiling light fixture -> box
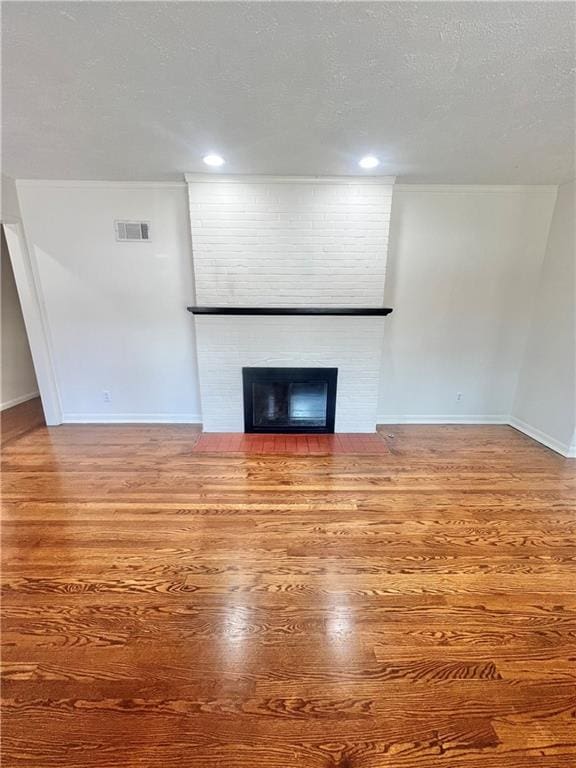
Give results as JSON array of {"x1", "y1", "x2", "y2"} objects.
[
  {"x1": 203, "y1": 154, "x2": 225, "y2": 167},
  {"x1": 358, "y1": 155, "x2": 380, "y2": 170}
]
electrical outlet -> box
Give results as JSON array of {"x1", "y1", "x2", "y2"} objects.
[
  {"x1": 456, "y1": 392, "x2": 463, "y2": 401},
  {"x1": 103, "y1": 390, "x2": 112, "y2": 403}
]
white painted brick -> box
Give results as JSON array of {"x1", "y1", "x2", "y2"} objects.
[
  {"x1": 187, "y1": 178, "x2": 394, "y2": 431},
  {"x1": 188, "y1": 180, "x2": 393, "y2": 307},
  {"x1": 195, "y1": 317, "x2": 385, "y2": 432}
]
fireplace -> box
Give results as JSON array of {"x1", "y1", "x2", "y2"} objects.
[
  {"x1": 243, "y1": 367, "x2": 338, "y2": 433},
  {"x1": 187, "y1": 176, "x2": 395, "y2": 433}
]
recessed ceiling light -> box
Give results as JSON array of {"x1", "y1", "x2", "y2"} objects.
[
  {"x1": 203, "y1": 154, "x2": 225, "y2": 167},
  {"x1": 358, "y1": 155, "x2": 380, "y2": 170}
]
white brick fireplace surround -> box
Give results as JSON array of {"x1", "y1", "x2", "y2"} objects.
[{"x1": 186, "y1": 175, "x2": 395, "y2": 432}]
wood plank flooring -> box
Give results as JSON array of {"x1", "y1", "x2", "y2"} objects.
[
  {"x1": 1, "y1": 422, "x2": 575, "y2": 767},
  {"x1": 1, "y1": 396, "x2": 44, "y2": 446}
]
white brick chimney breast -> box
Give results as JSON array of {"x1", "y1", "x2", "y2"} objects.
[{"x1": 185, "y1": 175, "x2": 395, "y2": 432}]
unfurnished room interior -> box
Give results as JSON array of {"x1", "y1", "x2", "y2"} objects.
[{"x1": 1, "y1": 1, "x2": 575, "y2": 766}]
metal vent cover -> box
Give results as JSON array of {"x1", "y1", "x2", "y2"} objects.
[{"x1": 115, "y1": 221, "x2": 150, "y2": 241}]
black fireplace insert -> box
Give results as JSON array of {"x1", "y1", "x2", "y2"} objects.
[{"x1": 242, "y1": 367, "x2": 338, "y2": 433}]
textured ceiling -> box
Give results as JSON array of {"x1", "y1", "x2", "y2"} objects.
[{"x1": 3, "y1": 1, "x2": 575, "y2": 183}]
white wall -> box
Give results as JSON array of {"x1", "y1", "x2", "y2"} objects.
[
  {"x1": 2, "y1": 173, "x2": 22, "y2": 222},
  {"x1": 378, "y1": 186, "x2": 557, "y2": 423},
  {"x1": 15, "y1": 179, "x2": 569, "y2": 443},
  {"x1": 1, "y1": 229, "x2": 39, "y2": 409},
  {"x1": 511, "y1": 180, "x2": 576, "y2": 456},
  {"x1": 17, "y1": 182, "x2": 201, "y2": 422}
]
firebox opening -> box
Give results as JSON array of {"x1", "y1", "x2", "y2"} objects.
[{"x1": 242, "y1": 367, "x2": 337, "y2": 433}]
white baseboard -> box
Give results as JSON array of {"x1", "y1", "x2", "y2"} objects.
[
  {"x1": 377, "y1": 414, "x2": 508, "y2": 425},
  {"x1": 62, "y1": 413, "x2": 202, "y2": 425},
  {"x1": 0, "y1": 391, "x2": 40, "y2": 411},
  {"x1": 508, "y1": 417, "x2": 575, "y2": 458}
]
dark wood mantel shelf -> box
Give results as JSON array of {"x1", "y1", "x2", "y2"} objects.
[{"x1": 187, "y1": 306, "x2": 393, "y2": 316}]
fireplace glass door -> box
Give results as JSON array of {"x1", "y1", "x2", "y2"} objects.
[{"x1": 243, "y1": 368, "x2": 337, "y2": 433}]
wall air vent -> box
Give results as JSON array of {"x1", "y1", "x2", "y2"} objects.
[{"x1": 115, "y1": 221, "x2": 150, "y2": 242}]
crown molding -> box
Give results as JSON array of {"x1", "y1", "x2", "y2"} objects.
[
  {"x1": 13, "y1": 179, "x2": 560, "y2": 193},
  {"x1": 395, "y1": 184, "x2": 558, "y2": 194},
  {"x1": 15, "y1": 180, "x2": 186, "y2": 190},
  {"x1": 15, "y1": 179, "x2": 557, "y2": 195},
  {"x1": 184, "y1": 174, "x2": 396, "y2": 185}
]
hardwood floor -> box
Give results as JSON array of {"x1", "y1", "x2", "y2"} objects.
[
  {"x1": 1, "y1": 423, "x2": 575, "y2": 767},
  {"x1": 1, "y1": 396, "x2": 44, "y2": 446}
]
